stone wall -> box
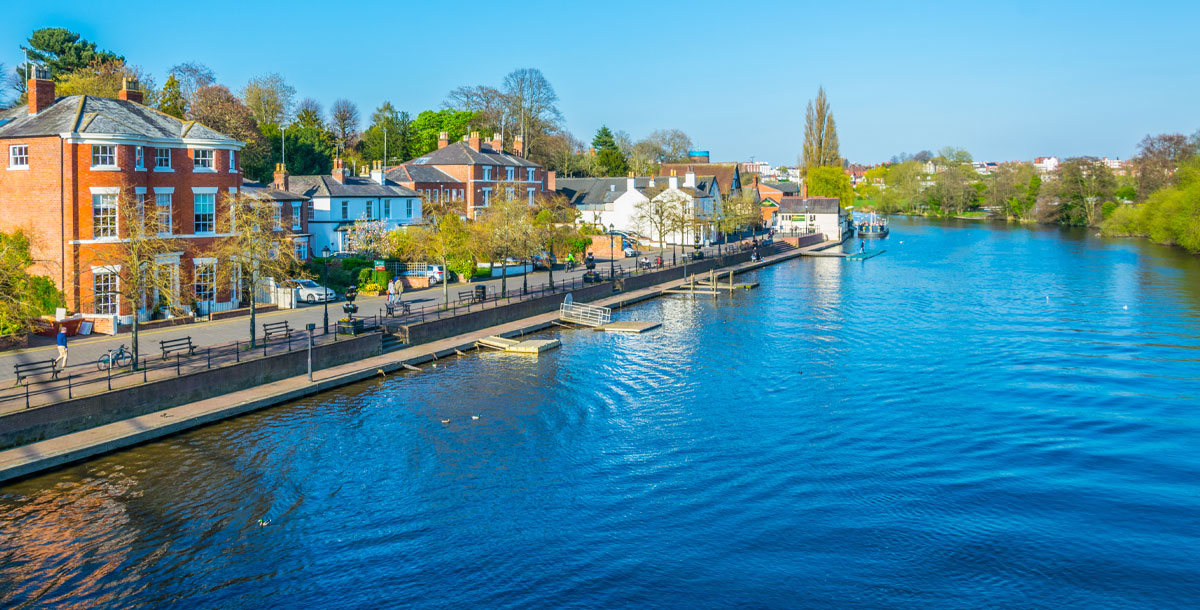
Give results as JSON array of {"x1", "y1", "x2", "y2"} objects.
[{"x1": 0, "y1": 333, "x2": 381, "y2": 450}]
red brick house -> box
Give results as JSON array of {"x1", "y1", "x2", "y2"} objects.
[
  {"x1": 0, "y1": 71, "x2": 248, "y2": 329},
  {"x1": 387, "y1": 131, "x2": 555, "y2": 219}
]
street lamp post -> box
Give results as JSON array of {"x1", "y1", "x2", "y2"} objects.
[
  {"x1": 608, "y1": 224, "x2": 616, "y2": 280},
  {"x1": 321, "y1": 245, "x2": 331, "y2": 334}
]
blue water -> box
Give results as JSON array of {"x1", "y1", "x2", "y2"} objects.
[{"x1": 2, "y1": 218, "x2": 1199, "y2": 609}]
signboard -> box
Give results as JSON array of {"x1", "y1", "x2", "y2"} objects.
[{"x1": 374, "y1": 260, "x2": 385, "y2": 271}]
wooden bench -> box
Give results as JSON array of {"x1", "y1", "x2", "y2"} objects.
[
  {"x1": 14, "y1": 360, "x2": 60, "y2": 385},
  {"x1": 457, "y1": 289, "x2": 485, "y2": 304},
  {"x1": 263, "y1": 321, "x2": 292, "y2": 342},
  {"x1": 384, "y1": 301, "x2": 411, "y2": 317},
  {"x1": 160, "y1": 336, "x2": 196, "y2": 360}
]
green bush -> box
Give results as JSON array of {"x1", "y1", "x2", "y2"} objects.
[{"x1": 27, "y1": 276, "x2": 65, "y2": 315}]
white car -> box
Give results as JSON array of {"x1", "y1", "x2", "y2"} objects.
[
  {"x1": 286, "y1": 279, "x2": 337, "y2": 304},
  {"x1": 425, "y1": 265, "x2": 445, "y2": 285},
  {"x1": 623, "y1": 246, "x2": 639, "y2": 257}
]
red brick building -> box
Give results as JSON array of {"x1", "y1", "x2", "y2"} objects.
[
  {"x1": 387, "y1": 131, "x2": 555, "y2": 219},
  {"x1": 0, "y1": 72, "x2": 255, "y2": 328}
]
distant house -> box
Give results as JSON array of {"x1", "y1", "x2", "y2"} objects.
[
  {"x1": 757, "y1": 179, "x2": 802, "y2": 204},
  {"x1": 556, "y1": 169, "x2": 719, "y2": 245},
  {"x1": 388, "y1": 131, "x2": 554, "y2": 219},
  {"x1": 1034, "y1": 156, "x2": 1060, "y2": 173},
  {"x1": 279, "y1": 160, "x2": 421, "y2": 255},
  {"x1": 773, "y1": 197, "x2": 851, "y2": 242},
  {"x1": 659, "y1": 161, "x2": 743, "y2": 198}
]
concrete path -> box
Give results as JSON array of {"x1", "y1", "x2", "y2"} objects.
[{"x1": 0, "y1": 236, "x2": 798, "y2": 484}]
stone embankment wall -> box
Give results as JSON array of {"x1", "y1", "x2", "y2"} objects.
[{"x1": 0, "y1": 334, "x2": 380, "y2": 449}]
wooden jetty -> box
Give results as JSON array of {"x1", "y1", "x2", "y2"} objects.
[
  {"x1": 667, "y1": 270, "x2": 758, "y2": 295},
  {"x1": 595, "y1": 321, "x2": 661, "y2": 333},
  {"x1": 476, "y1": 335, "x2": 561, "y2": 355},
  {"x1": 846, "y1": 249, "x2": 886, "y2": 261}
]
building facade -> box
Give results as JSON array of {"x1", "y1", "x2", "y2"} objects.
[{"x1": 0, "y1": 73, "x2": 246, "y2": 326}]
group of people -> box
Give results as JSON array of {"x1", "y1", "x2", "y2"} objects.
[{"x1": 386, "y1": 277, "x2": 404, "y2": 305}]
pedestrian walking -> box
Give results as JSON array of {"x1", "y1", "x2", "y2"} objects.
[
  {"x1": 54, "y1": 326, "x2": 68, "y2": 370},
  {"x1": 386, "y1": 278, "x2": 396, "y2": 305},
  {"x1": 394, "y1": 276, "x2": 404, "y2": 303}
]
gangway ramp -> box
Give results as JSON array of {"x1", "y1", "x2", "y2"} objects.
[{"x1": 559, "y1": 302, "x2": 612, "y2": 327}]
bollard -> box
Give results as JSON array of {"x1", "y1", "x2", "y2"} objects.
[
  {"x1": 263, "y1": 338, "x2": 268, "y2": 357},
  {"x1": 235, "y1": 340, "x2": 240, "y2": 362},
  {"x1": 25, "y1": 383, "x2": 29, "y2": 409},
  {"x1": 176, "y1": 354, "x2": 181, "y2": 376},
  {"x1": 207, "y1": 347, "x2": 212, "y2": 369},
  {"x1": 288, "y1": 334, "x2": 292, "y2": 352},
  {"x1": 107, "y1": 359, "x2": 112, "y2": 391},
  {"x1": 68, "y1": 374, "x2": 72, "y2": 399}
]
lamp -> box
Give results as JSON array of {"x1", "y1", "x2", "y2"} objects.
[
  {"x1": 321, "y1": 245, "x2": 332, "y2": 333},
  {"x1": 608, "y1": 223, "x2": 616, "y2": 280}
]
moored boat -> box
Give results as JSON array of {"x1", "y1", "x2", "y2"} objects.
[{"x1": 856, "y1": 212, "x2": 890, "y2": 238}]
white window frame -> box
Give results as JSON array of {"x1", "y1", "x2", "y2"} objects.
[
  {"x1": 527, "y1": 168, "x2": 535, "y2": 181},
  {"x1": 92, "y1": 192, "x2": 118, "y2": 239},
  {"x1": 91, "y1": 144, "x2": 117, "y2": 169},
  {"x1": 8, "y1": 145, "x2": 29, "y2": 169},
  {"x1": 155, "y1": 148, "x2": 172, "y2": 170},
  {"x1": 527, "y1": 187, "x2": 536, "y2": 205},
  {"x1": 295, "y1": 240, "x2": 308, "y2": 261},
  {"x1": 341, "y1": 201, "x2": 349, "y2": 220},
  {"x1": 93, "y1": 269, "x2": 120, "y2": 315},
  {"x1": 273, "y1": 203, "x2": 283, "y2": 230},
  {"x1": 482, "y1": 188, "x2": 491, "y2": 206},
  {"x1": 135, "y1": 146, "x2": 145, "y2": 170},
  {"x1": 193, "y1": 259, "x2": 217, "y2": 302},
  {"x1": 155, "y1": 191, "x2": 173, "y2": 236},
  {"x1": 506, "y1": 167, "x2": 515, "y2": 180},
  {"x1": 365, "y1": 200, "x2": 374, "y2": 220},
  {"x1": 383, "y1": 199, "x2": 391, "y2": 219},
  {"x1": 406, "y1": 199, "x2": 413, "y2": 217},
  {"x1": 482, "y1": 167, "x2": 491, "y2": 181},
  {"x1": 194, "y1": 191, "x2": 216, "y2": 234},
  {"x1": 291, "y1": 201, "x2": 302, "y2": 230},
  {"x1": 228, "y1": 150, "x2": 237, "y2": 172},
  {"x1": 307, "y1": 201, "x2": 314, "y2": 221},
  {"x1": 193, "y1": 149, "x2": 214, "y2": 171}
]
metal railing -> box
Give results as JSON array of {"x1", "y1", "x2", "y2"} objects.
[
  {"x1": 1, "y1": 316, "x2": 384, "y2": 412},
  {"x1": 559, "y1": 303, "x2": 612, "y2": 327}
]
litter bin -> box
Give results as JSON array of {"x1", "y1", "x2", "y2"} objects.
[{"x1": 474, "y1": 285, "x2": 488, "y2": 302}]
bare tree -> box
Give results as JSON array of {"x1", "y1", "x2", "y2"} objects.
[
  {"x1": 242, "y1": 73, "x2": 295, "y2": 127},
  {"x1": 206, "y1": 192, "x2": 303, "y2": 347},
  {"x1": 330, "y1": 98, "x2": 360, "y2": 154},
  {"x1": 168, "y1": 61, "x2": 215, "y2": 105},
  {"x1": 82, "y1": 190, "x2": 180, "y2": 369},
  {"x1": 445, "y1": 85, "x2": 509, "y2": 135},
  {"x1": 295, "y1": 97, "x2": 323, "y2": 126},
  {"x1": 501, "y1": 68, "x2": 563, "y2": 159}
]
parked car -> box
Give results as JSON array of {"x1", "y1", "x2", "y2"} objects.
[
  {"x1": 425, "y1": 264, "x2": 445, "y2": 285},
  {"x1": 285, "y1": 278, "x2": 337, "y2": 304},
  {"x1": 623, "y1": 246, "x2": 640, "y2": 257}
]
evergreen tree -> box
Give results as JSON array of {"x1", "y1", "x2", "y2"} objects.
[
  {"x1": 592, "y1": 125, "x2": 627, "y2": 176},
  {"x1": 158, "y1": 74, "x2": 187, "y2": 118},
  {"x1": 362, "y1": 103, "x2": 415, "y2": 164},
  {"x1": 20, "y1": 27, "x2": 122, "y2": 78}
]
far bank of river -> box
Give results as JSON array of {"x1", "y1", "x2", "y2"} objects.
[{"x1": 2, "y1": 217, "x2": 1198, "y2": 609}]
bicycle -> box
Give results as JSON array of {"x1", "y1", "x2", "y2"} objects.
[{"x1": 97, "y1": 344, "x2": 133, "y2": 371}]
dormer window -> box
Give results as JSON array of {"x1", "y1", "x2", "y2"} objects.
[
  {"x1": 91, "y1": 145, "x2": 116, "y2": 168},
  {"x1": 193, "y1": 149, "x2": 214, "y2": 170}
]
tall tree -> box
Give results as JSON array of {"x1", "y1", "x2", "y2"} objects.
[
  {"x1": 55, "y1": 59, "x2": 158, "y2": 105},
  {"x1": 801, "y1": 86, "x2": 840, "y2": 173},
  {"x1": 188, "y1": 85, "x2": 267, "y2": 179},
  {"x1": 1133, "y1": 133, "x2": 1198, "y2": 200},
  {"x1": 408, "y1": 109, "x2": 479, "y2": 157},
  {"x1": 295, "y1": 98, "x2": 323, "y2": 128},
  {"x1": 19, "y1": 27, "x2": 122, "y2": 81},
  {"x1": 362, "y1": 103, "x2": 415, "y2": 164},
  {"x1": 168, "y1": 62, "x2": 215, "y2": 106},
  {"x1": 158, "y1": 73, "x2": 187, "y2": 118},
  {"x1": 242, "y1": 73, "x2": 295, "y2": 128},
  {"x1": 501, "y1": 68, "x2": 563, "y2": 160},
  {"x1": 1052, "y1": 158, "x2": 1116, "y2": 226},
  {"x1": 330, "y1": 98, "x2": 360, "y2": 155},
  {"x1": 444, "y1": 85, "x2": 509, "y2": 135},
  {"x1": 592, "y1": 125, "x2": 627, "y2": 176},
  {"x1": 806, "y1": 166, "x2": 855, "y2": 208}
]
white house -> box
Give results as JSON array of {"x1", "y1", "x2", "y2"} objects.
[
  {"x1": 1034, "y1": 156, "x2": 1060, "y2": 173},
  {"x1": 557, "y1": 170, "x2": 719, "y2": 246},
  {"x1": 281, "y1": 159, "x2": 422, "y2": 255},
  {"x1": 774, "y1": 197, "x2": 852, "y2": 242}
]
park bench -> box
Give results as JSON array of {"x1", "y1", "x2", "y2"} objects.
[
  {"x1": 13, "y1": 360, "x2": 60, "y2": 385},
  {"x1": 458, "y1": 289, "x2": 485, "y2": 304},
  {"x1": 263, "y1": 321, "x2": 292, "y2": 342},
  {"x1": 159, "y1": 336, "x2": 196, "y2": 360},
  {"x1": 384, "y1": 301, "x2": 411, "y2": 317}
]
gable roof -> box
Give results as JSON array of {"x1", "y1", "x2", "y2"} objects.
[
  {"x1": 778, "y1": 197, "x2": 841, "y2": 214},
  {"x1": 282, "y1": 175, "x2": 419, "y2": 199},
  {"x1": 0, "y1": 95, "x2": 240, "y2": 144},
  {"x1": 241, "y1": 179, "x2": 307, "y2": 202},
  {"x1": 556, "y1": 175, "x2": 714, "y2": 207},
  {"x1": 659, "y1": 162, "x2": 741, "y2": 197},
  {"x1": 407, "y1": 141, "x2": 540, "y2": 168},
  {"x1": 385, "y1": 164, "x2": 459, "y2": 184},
  {"x1": 761, "y1": 181, "x2": 801, "y2": 195}
]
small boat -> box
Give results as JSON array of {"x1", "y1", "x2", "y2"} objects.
[{"x1": 856, "y1": 212, "x2": 889, "y2": 238}]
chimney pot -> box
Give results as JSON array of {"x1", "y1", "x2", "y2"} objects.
[
  {"x1": 438, "y1": 132, "x2": 449, "y2": 149},
  {"x1": 512, "y1": 135, "x2": 525, "y2": 157},
  {"x1": 273, "y1": 163, "x2": 289, "y2": 191},
  {"x1": 118, "y1": 77, "x2": 143, "y2": 104},
  {"x1": 468, "y1": 131, "x2": 482, "y2": 151},
  {"x1": 27, "y1": 67, "x2": 55, "y2": 115},
  {"x1": 491, "y1": 132, "x2": 503, "y2": 152}
]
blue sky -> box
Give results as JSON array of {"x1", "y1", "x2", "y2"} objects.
[{"x1": 3, "y1": 0, "x2": 1197, "y2": 166}]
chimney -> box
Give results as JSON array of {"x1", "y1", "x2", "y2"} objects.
[
  {"x1": 546, "y1": 170, "x2": 556, "y2": 193},
  {"x1": 467, "y1": 131, "x2": 481, "y2": 151},
  {"x1": 688, "y1": 150, "x2": 710, "y2": 164},
  {"x1": 27, "y1": 65, "x2": 54, "y2": 115},
  {"x1": 684, "y1": 166, "x2": 696, "y2": 188},
  {"x1": 370, "y1": 160, "x2": 385, "y2": 185},
  {"x1": 273, "y1": 163, "x2": 289, "y2": 191},
  {"x1": 627, "y1": 171, "x2": 636, "y2": 193},
  {"x1": 331, "y1": 158, "x2": 347, "y2": 183},
  {"x1": 438, "y1": 132, "x2": 449, "y2": 149},
  {"x1": 669, "y1": 169, "x2": 679, "y2": 190},
  {"x1": 513, "y1": 135, "x2": 525, "y2": 157},
  {"x1": 118, "y1": 77, "x2": 143, "y2": 104},
  {"x1": 491, "y1": 132, "x2": 503, "y2": 152},
  {"x1": 801, "y1": 180, "x2": 808, "y2": 198}
]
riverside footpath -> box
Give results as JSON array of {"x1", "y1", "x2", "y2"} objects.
[{"x1": 0, "y1": 234, "x2": 830, "y2": 483}]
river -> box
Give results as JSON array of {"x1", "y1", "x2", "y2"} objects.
[{"x1": 2, "y1": 217, "x2": 1198, "y2": 609}]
